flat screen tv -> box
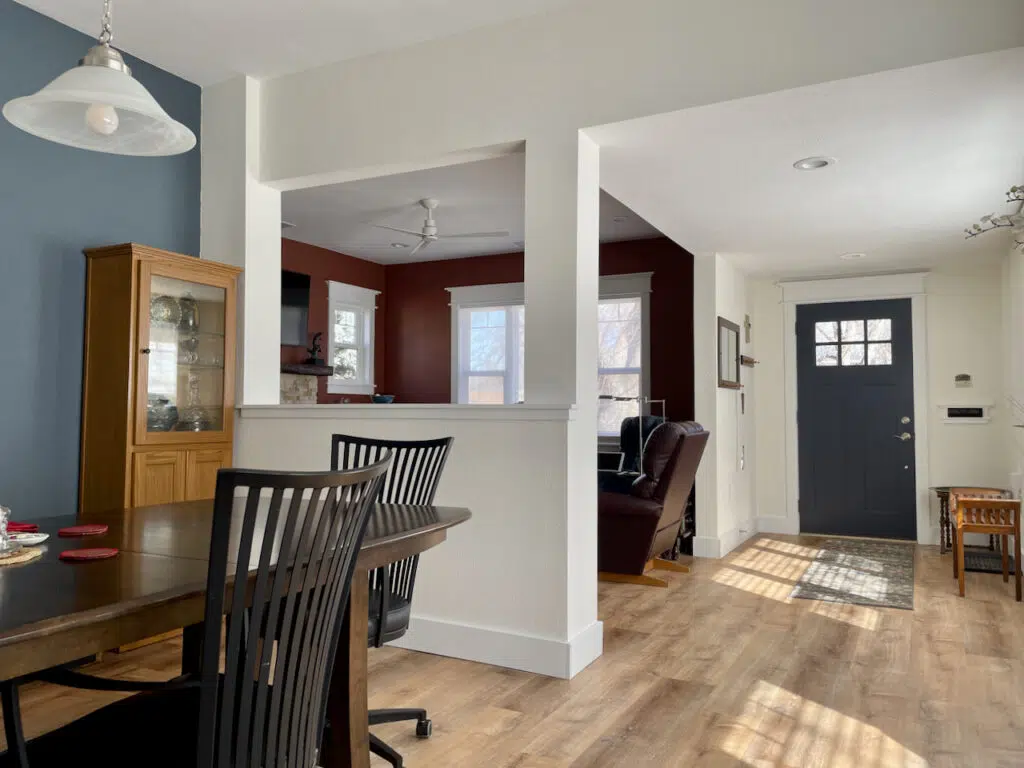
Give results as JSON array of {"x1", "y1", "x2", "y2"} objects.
[{"x1": 281, "y1": 270, "x2": 310, "y2": 346}]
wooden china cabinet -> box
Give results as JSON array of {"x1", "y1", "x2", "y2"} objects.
[{"x1": 79, "y1": 243, "x2": 241, "y2": 516}]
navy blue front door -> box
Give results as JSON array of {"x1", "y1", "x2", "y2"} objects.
[{"x1": 796, "y1": 299, "x2": 916, "y2": 540}]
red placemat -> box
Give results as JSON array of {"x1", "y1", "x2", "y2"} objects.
[
  {"x1": 8, "y1": 522, "x2": 39, "y2": 533},
  {"x1": 59, "y1": 548, "x2": 118, "y2": 562},
  {"x1": 58, "y1": 524, "x2": 109, "y2": 538}
]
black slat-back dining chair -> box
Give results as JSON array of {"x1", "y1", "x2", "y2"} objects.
[
  {"x1": 331, "y1": 434, "x2": 454, "y2": 768},
  {"x1": 0, "y1": 461, "x2": 389, "y2": 768}
]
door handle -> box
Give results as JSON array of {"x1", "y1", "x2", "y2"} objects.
[{"x1": 893, "y1": 432, "x2": 913, "y2": 442}]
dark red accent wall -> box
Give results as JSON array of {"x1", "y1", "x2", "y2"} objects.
[
  {"x1": 281, "y1": 238, "x2": 387, "y2": 403},
  {"x1": 280, "y1": 237, "x2": 694, "y2": 420},
  {"x1": 383, "y1": 253, "x2": 523, "y2": 403}
]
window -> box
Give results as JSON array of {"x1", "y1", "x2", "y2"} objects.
[
  {"x1": 456, "y1": 305, "x2": 524, "y2": 404},
  {"x1": 327, "y1": 281, "x2": 379, "y2": 395},
  {"x1": 448, "y1": 274, "x2": 651, "y2": 433},
  {"x1": 815, "y1": 318, "x2": 892, "y2": 367},
  {"x1": 597, "y1": 297, "x2": 643, "y2": 435}
]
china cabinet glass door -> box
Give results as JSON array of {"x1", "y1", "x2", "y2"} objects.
[{"x1": 136, "y1": 263, "x2": 233, "y2": 444}]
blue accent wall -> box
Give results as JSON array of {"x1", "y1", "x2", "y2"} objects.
[{"x1": 0, "y1": 0, "x2": 200, "y2": 519}]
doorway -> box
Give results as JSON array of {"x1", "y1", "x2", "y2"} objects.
[{"x1": 796, "y1": 298, "x2": 916, "y2": 540}]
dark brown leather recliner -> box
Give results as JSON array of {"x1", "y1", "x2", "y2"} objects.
[{"x1": 598, "y1": 421, "x2": 709, "y2": 584}]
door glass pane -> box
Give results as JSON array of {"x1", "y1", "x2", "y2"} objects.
[
  {"x1": 815, "y1": 344, "x2": 838, "y2": 366},
  {"x1": 147, "y1": 275, "x2": 225, "y2": 433},
  {"x1": 841, "y1": 320, "x2": 864, "y2": 342},
  {"x1": 815, "y1": 322, "x2": 838, "y2": 343},
  {"x1": 841, "y1": 344, "x2": 865, "y2": 366},
  {"x1": 868, "y1": 342, "x2": 893, "y2": 365},
  {"x1": 867, "y1": 319, "x2": 892, "y2": 341}
]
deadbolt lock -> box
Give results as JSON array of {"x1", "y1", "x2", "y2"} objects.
[{"x1": 900, "y1": 416, "x2": 911, "y2": 424}]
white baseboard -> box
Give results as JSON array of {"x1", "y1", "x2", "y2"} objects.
[
  {"x1": 692, "y1": 535, "x2": 721, "y2": 558},
  {"x1": 391, "y1": 616, "x2": 603, "y2": 680},
  {"x1": 757, "y1": 516, "x2": 800, "y2": 535},
  {"x1": 567, "y1": 620, "x2": 604, "y2": 678},
  {"x1": 720, "y1": 524, "x2": 756, "y2": 557},
  {"x1": 693, "y1": 524, "x2": 756, "y2": 559}
]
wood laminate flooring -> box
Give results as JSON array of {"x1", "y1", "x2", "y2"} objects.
[{"x1": 5, "y1": 535, "x2": 1024, "y2": 767}]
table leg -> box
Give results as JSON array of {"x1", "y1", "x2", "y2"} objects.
[
  {"x1": 322, "y1": 567, "x2": 370, "y2": 768},
  {"x1": 181, "y1": 623, "x2": 203, "y2": 676},
  {"x1": 939, "y1": 493, "x2": 949, "y2": 554}
]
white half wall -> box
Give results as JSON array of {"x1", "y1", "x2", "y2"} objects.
[
  {"x1": 752, "y1": 259, "x2": 1009, "y2": 542},
  {"x1": 235, "y1": 404, "x2": 602, "y2": 679}
]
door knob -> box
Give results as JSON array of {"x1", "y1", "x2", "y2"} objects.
[{"x1": 893, "y1": 432, "x2": 913, "y2": 441}]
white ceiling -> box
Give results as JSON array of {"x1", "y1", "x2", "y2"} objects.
[
  {"x1": 281, "y1": 153, "x2": 661, "y2": 264},
  {"x1": 16, "y1": 0, "x2": 577, "y2": 85},
  {"x1": 590, "y1": 48, "x2": 1024, "y2": 278}
]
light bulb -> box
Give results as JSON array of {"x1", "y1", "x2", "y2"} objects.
[{"x1": 85, "y1": 103, "x2": 119, "y2": 136}]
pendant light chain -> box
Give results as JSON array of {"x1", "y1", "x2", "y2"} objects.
[{"x1": 98, "y1": 0, "x2": 113, "y2": 46}]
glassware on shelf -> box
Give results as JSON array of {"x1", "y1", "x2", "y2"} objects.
[
  {"x1": 149, "y1": 294, "x2": 181, "y2": 326},
  {"x1": 146, "y1": 396, "x2": 178, "y2": 432},
  {"x1": 179, "y1": 332, "x2": 200, "y2": 364},
  {"x1": 146, "y1": 273, "x2": 226, "y2": 436},
  {"x1": 178, "y1": 292, "x2": 199, "y2": 332}
]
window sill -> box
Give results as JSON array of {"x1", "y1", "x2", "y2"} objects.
[{"x1": 326, "y1": 383, "x2": 375, "y2": 396}]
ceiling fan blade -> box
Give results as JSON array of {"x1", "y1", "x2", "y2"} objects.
[
  {"x1": 336, "y1": 244, "x2": 410, "y2": 250},
  {"x1": 407, "y1": 239, "x2": 430, "y2": 257},
  {"x1": 438, "y1": 230, "x2": 512, "y2": 239},
  {"x1": 373, "y1": 224, "x2": 425, "y2": 237}
]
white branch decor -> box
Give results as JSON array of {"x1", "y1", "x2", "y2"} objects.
[{"x1": 965, "y1": 186, "x2": 1024, "y2": 252}]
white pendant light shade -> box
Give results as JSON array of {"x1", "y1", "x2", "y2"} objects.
[
  {"x1": 2, "y1": 0, "x2": 195, "y2": 157},
  {"x1": 3, "y1": 60, "x2": 195, "y2": 157}
]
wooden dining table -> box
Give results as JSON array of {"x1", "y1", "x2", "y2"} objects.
[{"x1": 0, "y1": 500, "x2": 470, "y2": 768}]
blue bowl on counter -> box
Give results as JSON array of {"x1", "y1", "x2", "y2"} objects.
[{"x1": 371, "y1": 394, "x2": 395, "y2": 404}]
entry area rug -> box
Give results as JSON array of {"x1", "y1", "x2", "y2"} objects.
[{"x1": 790, "y1": 538, "x2": 915, "y2": 610}]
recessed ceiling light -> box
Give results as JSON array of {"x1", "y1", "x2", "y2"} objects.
[
  {"x1": 390, "y1": 242, "x2": 407, "y2": 249},
  {"x1": 839, "y1": 252, "x2": 866, "y2": 261},
  {"x1": 793, "y1": 156, "x2": 835, "y2": 171}
]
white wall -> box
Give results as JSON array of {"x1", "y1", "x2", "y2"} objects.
[
  {"x1": 258, "y1": 0, "x2": 1024, "y2": 189},
  {"x1": 693, "y1": 255, "x2": 755, "y2": 557},
  {"x1": 752, "y1": 259, "x2": 1010, "y2": 540},
  {"x1": 235, "y1": 405, "x2": 602, "y2": 679},
  {"x1": 1004, "y1": 247, "x2": 1024, "y2": 492}
]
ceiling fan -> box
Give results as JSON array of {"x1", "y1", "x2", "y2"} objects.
[{"x1": 372, "y1": 198, "x2": 510, "y2": 257}]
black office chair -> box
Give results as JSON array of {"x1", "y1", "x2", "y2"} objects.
[
  {"x1": 0, "y1": 462, "x2": 389, "y2": 768},
  {"x1": 331, "y1": 433, "x2": 454, "y2": 768}
]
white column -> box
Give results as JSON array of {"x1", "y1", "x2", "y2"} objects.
[
  {"x1": 201, "y1": 76, "x2": 282, "y2": 406},
  {"x1": 523, "y1": 131, "x2": 602, "y2": 674},
  {"x1": 692, "y1": 253, "x2": 720, "y2": 556}
]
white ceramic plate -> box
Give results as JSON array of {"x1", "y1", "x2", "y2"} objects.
[{"x1": 9, "y1": 533, "x2": 48, "y2": 546}]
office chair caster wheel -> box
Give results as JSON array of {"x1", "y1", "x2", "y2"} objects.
[{"x1": 416, "y1": 718, "x2": 432, "y2": 738}]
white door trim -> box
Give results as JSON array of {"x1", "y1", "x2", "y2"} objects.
[{"x1": 780, "y1": 273, "x2": 933, "y2": 545}]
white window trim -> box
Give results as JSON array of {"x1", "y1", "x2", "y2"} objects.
[
  {"x1": 446, "y1": 273, "x2": 653, "y2": 412},
  {"x1": 327, "y1": 281, "x2": 380, "y2": 396}
]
